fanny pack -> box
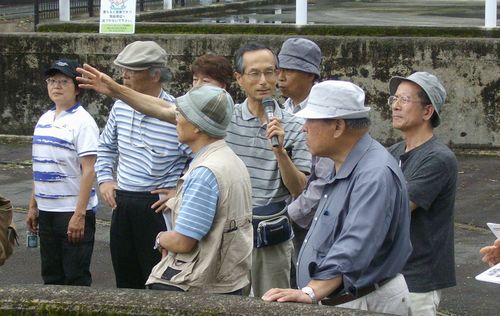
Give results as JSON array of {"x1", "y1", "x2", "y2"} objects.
[{"x1": 253, "y1": 201, "x2": 294, "y2": 248}]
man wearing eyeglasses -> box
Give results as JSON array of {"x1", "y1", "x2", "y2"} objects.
[
  {"x1": 227, "y1": 42, "x2": 312, "y2": 297},
  {"x1": 76, "y1": 45, "x2": 311, "y2": 294},
  {"x1": 96, "y1": 41, "x2": 190, "y2": 289},
  {"x1": 388, "y1": 72, "x2": 457, "y2": 316}
]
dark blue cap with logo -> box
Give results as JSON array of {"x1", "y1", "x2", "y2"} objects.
[{"x1": 45, "y1": 59, "x2": 80, "y2": 79}]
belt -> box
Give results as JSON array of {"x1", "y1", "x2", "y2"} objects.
[
  {"x1": 115, "y1": 189, "x2": 160, "y2": 199},
  {"x1": 321, "y1": 277, "x2": 393, "y2": 306},
  {"x1": 253, "y1": 201, "x2": 287, "y2": 218}
]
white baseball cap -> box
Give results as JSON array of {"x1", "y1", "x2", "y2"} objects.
[{"x1": 296, "y1": 80, "x2": 370, "y2": 119}]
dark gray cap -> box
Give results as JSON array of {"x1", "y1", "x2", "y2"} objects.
[
  {"x1": 114, "y1": 41, "x2": 168, "y2": 70},
  {"x1": 176, "y1": 85, "x2": 234, "y2": 138},
  {"x1": 278, "y1": 38, "x2": 321, "y2": 77},
  {"x1": 389, "y1": 72, "x2": 446, "y2": 127},
  {"x1": 45, "y1": 59, "x2": 79, "y2": 78}
]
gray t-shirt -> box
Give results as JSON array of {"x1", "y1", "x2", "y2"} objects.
[{"x1": 389, "y1": 136, "x2": 457, "y2": 292}]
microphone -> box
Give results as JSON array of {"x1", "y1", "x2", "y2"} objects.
[{"x1": 262, "y1": 97, "x2": 280, "y2": 148}]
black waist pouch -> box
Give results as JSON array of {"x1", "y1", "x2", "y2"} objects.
[{"x1": 254, "y1": 215, "x2": 294, "y2": 248}]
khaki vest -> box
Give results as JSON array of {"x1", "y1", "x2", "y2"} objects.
[{"x1": 147, "y1": 140, "x2": 253, "y2": 293}]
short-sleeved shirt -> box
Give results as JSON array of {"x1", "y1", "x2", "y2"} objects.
[
  {"x1": 175, "y1": 165, "x2": 219, "y2": 241},
  {"x1": 389, "y1": 136, "x2": 457, "y2": 292},
  {"x1": 225, "y1": 99, "x2": 311, "y2": 208},
  {"x1": 297, "y1": 134, "x2": 412, "y2": 296},
  {"x1": 32, "y1": 103, "x2": 99, "y2": 212},
  {"x1": 96, "y1": 90, "x2": 191, "y2": 191}
]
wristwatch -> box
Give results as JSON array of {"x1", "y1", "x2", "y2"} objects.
[
  {"x1": 153, "y1": 232, "x2": 163, "y2": 251},
  {"x1": 301, "y1": 286, "x2": 318, "y2": 304}
]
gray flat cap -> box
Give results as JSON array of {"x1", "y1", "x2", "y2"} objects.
[
  {"x1": 278, "y1": 38, "x2": 321, "y2": 77},
  {"x1": 389, "y1": 72, "x2": 446, "y2": 127},
  {"x1": 114, "y1": 41, "x2": 168, "y2": 70}
]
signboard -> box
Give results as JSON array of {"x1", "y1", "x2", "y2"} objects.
[{"x1": 99, "y1": 0, "x2": 136, "y2": 34}]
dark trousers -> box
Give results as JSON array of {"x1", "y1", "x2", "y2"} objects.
[
  {"x1": 110, "y1": 190, "x2": 167, "y2": 289},
  {"x1": 38, "y1": 210, "x2": 95, "y2": 286}
]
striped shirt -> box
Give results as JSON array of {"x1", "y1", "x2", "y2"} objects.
[
  {"x1": 175, "y1": 166, "x2": 219, "y2": 241},
  {"x1": 225, "y1": 99, "x2": 311, "y2": 208},
  {"x1": 32, "y1": 103, "x2": 99, "y2": 212},
  {"x1": 96, "y1": 90, "x2": 191, "y2": 191}
]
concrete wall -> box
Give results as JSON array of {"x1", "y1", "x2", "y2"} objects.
[
  {"x1": 0, "y1": 33, "x2": 498, "y2": 147},
  {"x1": 0, "y1": 285, "x2": 380, "y2": 315}
]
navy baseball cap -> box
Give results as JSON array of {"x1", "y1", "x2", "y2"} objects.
[{"x1": 45, "y1": 59, "x2": 80, "y2": 78}]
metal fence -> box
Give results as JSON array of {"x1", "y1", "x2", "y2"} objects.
[{"x1": 33, "y1": 0, "x2": 178, "y2": 28}]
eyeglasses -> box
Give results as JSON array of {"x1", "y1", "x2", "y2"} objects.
[
  {"x1": 387, "y1": 95, "x2": 422, "y2": 107},
  {"x1": 243, "y1": 69, "x2": 279, "y2": 81},
  {"x1": 46, "y1": 78, "x2": 72, "y2": 87}
]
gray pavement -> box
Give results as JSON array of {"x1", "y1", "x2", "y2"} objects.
[
  {"x1": 192, "y1": 0, "x2": 500, "y2": 27},
  {"x1": 0, "y1": 140, "x2": 499, "y2": 314}
]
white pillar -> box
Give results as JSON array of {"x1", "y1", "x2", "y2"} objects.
[
  {"x1": 59, "y1": 0, "x2": 70, "y2": 22},
  {"x1": 164, "y1": 0, "x2": 173, "y2": 10},
  {"x1": 485, "y1": 0, "x2": 497, "y2": 28},
  {"x1": 296, "y1": 0, "x2": 307, "y2": 26}
]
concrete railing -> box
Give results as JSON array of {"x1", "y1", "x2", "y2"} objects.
[
  {"x1": 0, "y1": 285, "x2": 383, "y2": 315},
  {"x1": 0, "y1": 33, "x2": 498, "y2": 148}
]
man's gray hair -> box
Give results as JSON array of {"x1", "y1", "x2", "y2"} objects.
[
  {"x1": 345, "y1": 118, "x2": 371, "y2": 129},
  {"x1": 149, "y1": 66, "x2": 172, "y2": 83},
  {"x1": 234, "y1": 42, "x2": 278, "y2": 74}
]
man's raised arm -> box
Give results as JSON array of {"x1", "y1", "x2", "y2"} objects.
[{"x1": 76, "y1": 63, "x2": 176, "y2": 124}]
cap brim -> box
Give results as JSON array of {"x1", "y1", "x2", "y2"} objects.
[
  {"x1": 113, "y1": 60, "x2": 150, "y2": 71},
  {"x1": 295, "y1": 107, "x2": 371, "y2": 119},
  {"x1": 44, "y1": 67, "x2": 77, "y2": 79},
  {"x1": 389, "y1": 76, "x2": 406, "y2": 95},
  {"x1": 278, "y1": 55, "x2": 320, "y2": 77}
]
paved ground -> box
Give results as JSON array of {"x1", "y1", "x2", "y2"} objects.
[{"x1": 0, "y1": 140, "x2": 498, "y2": 315}]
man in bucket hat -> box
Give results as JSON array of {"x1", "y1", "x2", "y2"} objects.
[
  {"x1": 96, "y1": 41, "x2": 190, "y2": 289},
  {"x1": 277, "y1": 37, "x2": 334, "y2": 289},
  {"x1": 278, "y1": 37, "x2": 321, "y2": 114},
  {"x1": 146, "y1": 85, "x2": 253, "y2": 294},
  {"x1": 388, "y1": 72, "x2": 457, "y2": 316},
  {"x1": 263, "y1": 80, "x2": 412, "y2": 316}
]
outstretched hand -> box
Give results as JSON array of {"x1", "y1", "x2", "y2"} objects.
[
  {"x1": 76, "y1": 63, "x2": 118, "y2": 98},
  {"x1": 480, "y1": 239, "x2": 500, "y2": 267}
]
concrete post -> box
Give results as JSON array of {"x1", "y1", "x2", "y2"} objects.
[
  {"x1": 485, "y1": 0, "x2": 497, "y2": 28},
  {"x1": 59, "y1": 0, "x2": 70, "y2": 22},
  {"x1": 296, "y1": 0, "x2": 307, "y2": 25},
  {"x1": 164, "y1": 0, "x2": 173, "y2": 10}
]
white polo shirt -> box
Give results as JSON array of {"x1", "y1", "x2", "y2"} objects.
[{"x1": 32, "y1": 103, "x2": 99, "y2": 212}]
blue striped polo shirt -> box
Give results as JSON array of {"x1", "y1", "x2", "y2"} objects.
[
  {"x1": 96, "y1": 90, "x2": 191, "y2": 191},
  {"x1": 175, "y1": 166, "x2": 219, "y2": 241}
]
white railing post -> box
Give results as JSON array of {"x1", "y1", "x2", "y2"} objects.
[
  {"x1": 59, "y1": 0, "x2": 70, "y2": 21},
  {"x1": 485, "y1": 0, "x2": 497, "y2": 28},
  {"x1": 164, "y1": 0, "x2": 173, "y2": 10},
  {"x1": 296, "y1": 0, "x2": 307, "y2": 26}
]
